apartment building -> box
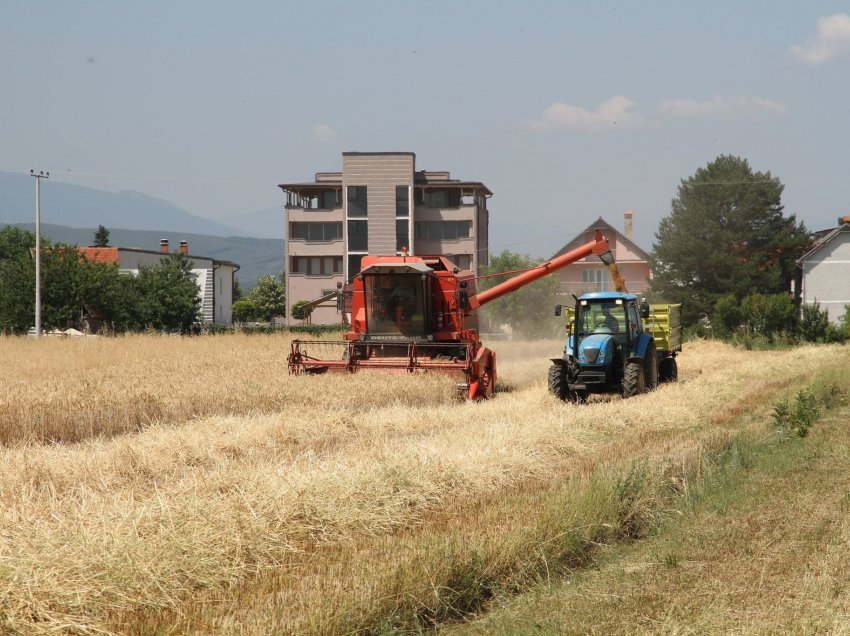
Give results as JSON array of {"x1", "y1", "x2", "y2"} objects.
[{"x1": 279, "y1": 152, "x2": 491, "y2": 325}]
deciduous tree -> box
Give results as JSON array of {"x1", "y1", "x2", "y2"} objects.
[{"x1": 478, "y1": 250, "x2": 559, "y2": 337}]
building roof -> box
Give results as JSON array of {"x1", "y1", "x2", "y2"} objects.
[
  {"x1": 78, "y1": 247, "x2": 120, "y2": 264},
  {"x1": 278, "y1": 179, "x2": 492, "y2": 196},
  {"x1": 797, "y1": 223, "x2": 850, "y2": 265},
  {"x1": 551, "y1": 217, "x2": 651, "y2": 262},
  {"x1": 78, "y1": 246, "x2": 238, "y2": 269}
]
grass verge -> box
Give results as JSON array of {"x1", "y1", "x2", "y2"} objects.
[{"x1": 450, "y1": 372, "x2": 850, "y2": 634}]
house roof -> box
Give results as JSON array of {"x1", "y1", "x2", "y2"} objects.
[
  {"x1": 797, "y1": 223, "x2": 850, "y2": 264},
  {"x1": 77, "y1": 246, "x2": 239, "y2": 269},
  {"x1": 78, "y1": 247, "x2": 119, "y2": 264},
  {"x1": 551, "y1": 217, "x2": 651, "y2": 262}
]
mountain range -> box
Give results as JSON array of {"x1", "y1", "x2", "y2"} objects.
[{"x1": 0, "y1": 171, "x2": 283, "y2": 287}]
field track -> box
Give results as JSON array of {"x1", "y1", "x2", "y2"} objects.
[{"x1": 0, "y1": 334, "x2": 847, "y2": 633}]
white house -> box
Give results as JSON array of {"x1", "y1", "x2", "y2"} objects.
[
  {"x1": 79, "y1": 239, "x2": 239, "y2": 325},
  {"x1": 797, "y1": 216, "x2": 850, "y2": 325}
]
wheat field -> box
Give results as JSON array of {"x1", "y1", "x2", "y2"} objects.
[{"x1": 0, "y1": 333, "x2": 847, "y2": 633}]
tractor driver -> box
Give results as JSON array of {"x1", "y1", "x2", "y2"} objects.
[{"x1": 600, "y1": 304, "x2": 620, "y2": 332}]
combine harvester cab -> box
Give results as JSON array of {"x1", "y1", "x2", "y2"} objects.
[
  {"x1": 549, "y1": 295, "x2": 682, "y2": 402},
  {"x1": 289, "y1": 232, "x2": 615, "y2": 401}
]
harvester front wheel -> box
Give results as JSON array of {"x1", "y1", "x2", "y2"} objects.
[
  {"x1": 469, "y1": 353, "x2": 496, "y2": 401},
  {"x1": 548, "y1": 363, "x2": 568, "y2": 400},
  {"x1": 622, "y1": 360, "x2": 646, "y2": 398}
]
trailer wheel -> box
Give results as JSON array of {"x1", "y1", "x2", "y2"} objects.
[
  {"x1": 644, "y1": 342, "x2": 658, "y2": 391},
  {"x1": 548, "y1": 363, "x2": 568, "y2": 400},
  {"x1": 659, "y1": 357, "x2": 678, "y2": 383},
  {"x1": 622, "y1": 360, "x2": 646, "y2": 397}
]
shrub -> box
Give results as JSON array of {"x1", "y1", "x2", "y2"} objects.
[
  {"x1": 291, "y1": 300, "x2": 310, "y2": 321},
  {"x1": 712, "y1": 294, "x2": 742, "y2": 337},
  {"x1": 740, "y1": 293, "x2": 794, "y2": 336},
  {"x1": 799, "y1": 301, "x2": 830, "y2": 342},
  {"x1": 231, "y1": 299, "x2": 258, "y2": 323}
]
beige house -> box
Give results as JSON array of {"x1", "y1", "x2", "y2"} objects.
[
  {"x1": 797, "y1": 216, "x2": 850, "y2": 325},
  {"x1": 279, "y1": 152, "x2": 491, "y2": 325},
  {"x1": 551, "y1": 212, "x2": 652, "y2": 297}
]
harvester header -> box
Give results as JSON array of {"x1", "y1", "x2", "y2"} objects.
[{"x1": 288, "y1": 231, "x2": 612, "y2": 400}]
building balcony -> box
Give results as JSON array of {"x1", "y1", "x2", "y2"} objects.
[
  {"x1": 287, "y1": 240, "x2": 344, "y2": 257},
  {"x1": 414, "y1": 237, "x2": 475, "y2": 255},
  {"x1": 413, "y1": 204, "x2": 477, "y2": 222},
  {"x1": 286, "y1": 207, "x2": 343, "y2": 222}
]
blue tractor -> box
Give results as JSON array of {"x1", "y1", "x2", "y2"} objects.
[{"x1": 548, "y1": 292, "x2": 681, "y2": 402}]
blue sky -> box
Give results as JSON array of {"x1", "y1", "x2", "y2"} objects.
[{"x1": 3, "y1": 1, "x2": 849, "y2": 256}]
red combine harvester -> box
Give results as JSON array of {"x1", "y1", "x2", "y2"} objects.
[{"x1": 288, "y1": 231, "x2": 614, "y2": 400}]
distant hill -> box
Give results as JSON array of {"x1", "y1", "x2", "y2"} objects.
[
  {"x1": 11, "y1": 223, "x2": 282, "y2": 289},
  {"x1": 214, "y1": 206, "x2": 282, "y2": 239},
  {"x1": 0, "y1": 171, "x2": 241, "y2": 236}
]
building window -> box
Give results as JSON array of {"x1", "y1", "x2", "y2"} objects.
[
  {"x1": 414, "y1": 221, "x2": 471, "y2": 241},
  {"x1": 347, "y1": 220, "x2": 368, "y2": 251},
  {"x1": 416, "y1": 188, "x2": 461, "y2": 208},
  {"x1": 291, "y1": 222, "x2": 343, "y2": 242},
  {"x1": 582, "y1": 268, "x2": 609, "y2": 291},
  {"x1": 348, "y1": 254, "x2": 364, "y2": 277},
  {"x1": 319, "y1": 189, "x2": 339, "y2": 209},
  {"x1": 396, "y1": 219, "x2": 409, "y2": 253},
  {"x1": 396, "y1": 186, "x2": 409, "y2": 217},
  {"x1": 291, "y1": 256, "x2": 343, "y2": 276},
  {"x1": 347, "y1": 186, "x2": 367, "y2": 217}
]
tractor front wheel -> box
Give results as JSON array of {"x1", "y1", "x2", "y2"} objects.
[
  {"x1": 622, "y1": 360, "x2": 646, "y2": 398},
  {"x1": 548, "y1": 363, "x2": 568, "y2": 400}
]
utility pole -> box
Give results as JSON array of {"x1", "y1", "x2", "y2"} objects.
[{"x1": 30, "y1": 170, "x2": 49, "y2": 338}]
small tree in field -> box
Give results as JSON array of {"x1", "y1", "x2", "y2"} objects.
[{"x1": 249, "y1": 275, "x2": 286, "y2": 321}]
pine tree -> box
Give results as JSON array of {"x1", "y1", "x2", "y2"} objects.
[{"x1": 650, "y1": 155, "x2": 810, "y2": 326}]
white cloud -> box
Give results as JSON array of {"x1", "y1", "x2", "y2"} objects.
[
  {"x1": 791, "y1": 13, "x2": 850, "y2": 65},
  {"x1": 310, "y1": 123, "x2": 342, "y2": 144},
  {"x1": 522, "y1": 96, "x2": 646, "y2": 133},
  {"x1": 658, "y1": 95, "x2": 787, "y2": 119}
]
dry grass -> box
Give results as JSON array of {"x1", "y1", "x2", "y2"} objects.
[{"x1": 0, "y1": 334, "x2": 846, "y2": 633}]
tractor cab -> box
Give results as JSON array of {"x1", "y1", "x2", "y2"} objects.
[{"x1": 571, "y1": 293, "x2": 646, "y2": 358}]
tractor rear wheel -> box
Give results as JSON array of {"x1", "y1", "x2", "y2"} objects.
[
  {"x1": 622, "y1": 360, "x2": 646, "y2": 397},
  {"x1": 659, "y1": 357, "x2": 678, "y2": 383},
  {"x1": 548, "y1": 363, "x2": 568, "y2": 401}
]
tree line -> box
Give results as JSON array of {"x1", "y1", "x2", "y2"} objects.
[
  {"x1": 481, "y1": 155, "x2": 847, "y2": 344},
  {"x1": 0, "y1": 226, "x2": 200, "y2": 334}
]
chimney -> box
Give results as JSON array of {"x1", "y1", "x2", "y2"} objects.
[
  {"x1": 624, "y1": 210, "x2": 633, "y2": 241},
  {"x1": 179, "y1": 240, "x2": 189, "y2": 256},
  {"x1": 839, "y1": 215, "x2": 850, "y2": 226},
  {"x1": 160, "y1": 239, "x2": 169, "y2": 253}
]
